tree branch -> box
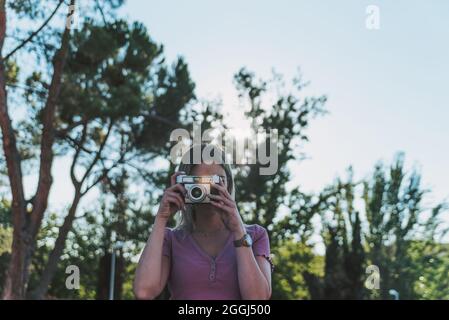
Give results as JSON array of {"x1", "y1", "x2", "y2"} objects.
[
  {"x1": 126, "y1": 156, "x2": 160, "y2": 183},
  {"x1": 95, "y1": 0, "x2": 108, "y2": 25},
  {"x1": 63, "y1": 134, "x2": 95, "y2": 154},
  {"x1": 55, "y1": 120, "x2": 85, "y2": 139},
  {"x1": 3, "y1": 0, "x2": 65, "y2": 61},
  {"x1": 81, "y1": 158, "x2": 120, "y2": 196},
  {"x1": 80, "y1": 121, "x2": 113, "y2": 185},
  {"x1": 5, "y1": 82, "x2": 47, "y2": 95},
  {"x1": 82, "y1": 144, "x2": 132, "y2": 196}
]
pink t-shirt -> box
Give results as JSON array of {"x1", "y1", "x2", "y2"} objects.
[{"x1": 162, "y1": 224, "x2": 272, "y2": 300}]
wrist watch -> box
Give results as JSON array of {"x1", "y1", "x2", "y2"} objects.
[{"x1": 234, "y1": 234, "x2": 253, "y2": 248}]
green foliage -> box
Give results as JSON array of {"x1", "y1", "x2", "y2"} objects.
[
  {"x1": 271, "y1": 240, "x2": 323, "y2": 299},
  {"x1": 296, "y1": 155, "x2": 449, "y2": 300},
  {"x1": 58, "y1": 21, "x2": 161, "y2": 121},
  {"x1": 0, "y1": 200, "x2": 12, "y2": 297},
  {"x1": 7, "y1": 0, "x2": 45, "y2": 19},
  {"x1": 0, "y1": 226, "x2": 12, "y2": 256},
  {"x1": 4, "y1": 60, "x2": 19, "y2": 86},
  {"x1": 407, "y1": 241, "x2": 449, "y2": 299}
]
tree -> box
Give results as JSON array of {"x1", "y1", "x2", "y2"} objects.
[
  {"x1": 30, "y1": 19, "x2": 194, "y2": 299},
  {"x1": 300, "y1": 155, "x2": 448, "y2": 299},
  {"x1": 0, "y1": 0, "x2": 195, "y2": 299},
  {"x1": 363, "y1": 154, "x2": 448, "y2": 299},
  {"x1": 314, "y1": 172, "x2": 365, "y2": 299},
  {"x1": 0, "y1": 0, "x2": 77, "y2": 299},
  {"x1": 232, "y1": 68, "x2": 327, "y2": 236}
]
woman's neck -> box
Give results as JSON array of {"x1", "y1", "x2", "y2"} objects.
[{"x1": 193, "y1": 206, "x2": 225, "y2": 232}]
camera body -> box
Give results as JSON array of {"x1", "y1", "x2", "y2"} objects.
[{"x1": 176, "y1": 175, "x2": 220, "y2": 204}]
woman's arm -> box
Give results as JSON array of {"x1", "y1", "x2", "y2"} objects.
[
  {"x1": 133, "y1": 216, "x2": 171, "y2": 300},
  {"x1": 133, "y1": 172, "x2": 186, "y2": 300},
  {"x1": 233, "y1": 228, "x2": 272, "y2": 300},
  {"x1": 209, "y1": 181, "x2": 272, "y2": 300}
]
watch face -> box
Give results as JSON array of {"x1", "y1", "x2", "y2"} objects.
[{"x1": 244, "y1": 234, "x2": 253, "y2": 246}]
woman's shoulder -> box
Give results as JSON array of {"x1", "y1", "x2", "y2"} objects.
[
  {"x1": 244, "y1": 224, "x2": 268, "y2": 239},
  {"x1": 245, "y1": 223, "x2": 267, "y2": 232},
  {"x1": 164, "y1": 226, "x2": 189, "y2": 241}
]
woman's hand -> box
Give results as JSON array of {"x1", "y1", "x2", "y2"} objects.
[
  {"x1": 156, "y1": 171, "x2": 187, "y2": 220},
  {"x1": 209, "y1": 179, "x2": 245, "y2": 238}
]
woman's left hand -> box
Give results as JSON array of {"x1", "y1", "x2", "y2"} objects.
[{"x1": 209, "y1": 180, "x2": 245, "y2": 238}]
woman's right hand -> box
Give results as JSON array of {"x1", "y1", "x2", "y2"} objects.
[{"x1": 156, "y1": 171, "x2": 187, "y2": 220}]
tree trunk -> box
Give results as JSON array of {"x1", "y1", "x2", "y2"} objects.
[
  {"x1": 22, "y1": 0, "x2": 75, "y2": 292},
  {"x1": 0, "y1": 0, "x2": 28, "y2": 299},
  {"x1": 30, "y1": 189, "x2": 81, "y2": 299},
  {"x1": 0, "y1": 0, "x2": 75, "y2": 299}
]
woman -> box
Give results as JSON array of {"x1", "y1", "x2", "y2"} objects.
[{"x1": 133, "y1": 144, "x2": 273, "y2": 300}]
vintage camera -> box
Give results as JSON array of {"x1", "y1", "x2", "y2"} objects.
[{"x1": 175, "y1": 175, "x2": 220, "y2": 204}]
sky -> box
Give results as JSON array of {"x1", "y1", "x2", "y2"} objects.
[{"x1": 117, "y1": 0, "x2": 449, "y2": 205}]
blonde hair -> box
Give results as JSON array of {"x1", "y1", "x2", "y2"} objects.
[{"x1": 175, "y1": 143, "x2": 235, "y2": 233}]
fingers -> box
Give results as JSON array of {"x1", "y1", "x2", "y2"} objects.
[
  {"x1": 208, "y1": 194, "x2": 234, "y2": 208},
  {"x1": 165, "y1": 190, "x2": 185, "y2": 210},
  {"x1": 211, "y1": 182, "x2": 232, "y2": 200},
  {"x1": 170, "y1": 171, "x2": 186, "y2": 186},
  {"x1": 168, "y1": 183, "x2": 187, "y2": 196},
  {"x1": 209, "y1": 199, "x2": 227, "y2": 211},
  {"x1": 209, "y1": 199, "x2": 234, "y2": 216}
]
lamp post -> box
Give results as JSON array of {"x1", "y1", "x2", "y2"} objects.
[{"x1": 109, "y1": 231, "x2": 124, "y2": 300}]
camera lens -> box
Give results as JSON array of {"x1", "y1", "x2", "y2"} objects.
[
  {"x1": 191, "y1": 186, "x2": 204, "y2": 199},
  {"x1": 189, "y1": 184, "x2": 207, "y2": 202}
]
